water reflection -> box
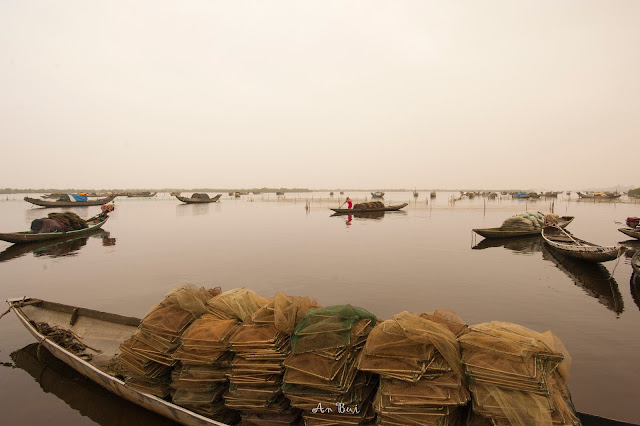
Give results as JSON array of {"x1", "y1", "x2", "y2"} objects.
[
  {"x1": 10, "y1": 344, "x2": 174, "y2": 426},
  {"x1": 631, "y1": 273, "x2": 640, "y2": 311},
  {"x1": 472, "y1": 236, "x2": 542, "y2": 255},
  {"x1": 541, "y1": 244, "x2": 624, "y2": 315},
  {"x1": 0, "y1": 230, "x2": 114, "y2": 263},
  {"x1": 176, "y1": 203, "x2": 211, "y2": 216}
]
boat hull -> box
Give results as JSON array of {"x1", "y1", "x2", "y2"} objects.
[
  {"x1": 330, "y1": 203, "x2": 408, "y2": 215},
  {"x1": 542, "y1": 226, "x2": 622, "y2": 263},
  {"x1": 0, "y1": 218, "x2": 108, "y2": 244},
  {"x1": 8, "y1": 299, "x2": 228, "y2": 426},
  {"x1": 175, "y1": 194, "x2": 221, "y2": 204},
  {"x1": 619, "y1": 227, "x2": 640, "y2": 240},
  {"x1": 24, "y1": 195, "x2": 117, "y2": 208},
  {"x1": 473, "y1": 216, "x2": 574, "y2": 239}
]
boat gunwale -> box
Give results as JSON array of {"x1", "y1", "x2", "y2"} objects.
[{"x1": 473, "y1": 216, "x2": 574, "y2": 239}]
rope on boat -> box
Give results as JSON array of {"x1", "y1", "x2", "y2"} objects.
[{"x1": 610, "y1": 246, "x2": 626, "y2": 275}]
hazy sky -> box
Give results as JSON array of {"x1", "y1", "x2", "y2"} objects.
[{"x1": 1, "y1": 1, "x2": 638, "y2": 190}]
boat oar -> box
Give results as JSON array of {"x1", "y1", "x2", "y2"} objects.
[{"x1": 552, "y1": 224, "x2": 583, "y2": 246}]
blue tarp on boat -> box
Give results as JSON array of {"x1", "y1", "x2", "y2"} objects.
[{"x1": 70, "y1": 194, "x2": 88, "y2": 202}]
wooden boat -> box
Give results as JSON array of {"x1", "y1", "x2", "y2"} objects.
[
  {"x1": 577, "y1": 192, "x2": 621, "y2": 199},
  {"x1": 473, "y1": 216, "x2": 574, "y2": 239},
  {"x1": 430, "y1": 191, "x2": 436, "y2": 198},
  {"x1": 541, "y1": 244, "x2": 623, "y2": 314},
  {"x1": 0, "y1": 216, "x2": 109, "y2": 244},
  {"x1": 0, "y1": 229, "x2": 109, "y2": 262},
  {"x1": 275, "y1": 191, "x2": 284, "y2": 196},
  {"x1": 24, "y1": 195, "x2": 116, "y2": 208},
  {"x1": 126, "y1": 192, "x2": 157, "y2": 198},
  {"x1": 175, "y1": 194, "x2": 221, "y2": 204},
  {"x1": 5, "y1": 297, "x2": 629, "y2": 426},
  {"x1": 542, "y1": 226, "x2": 622, "y2": 263},
  {"x1": 371, "y1": 191, "x2": 384, "y2": 197},
  {"x1": 7, "y1": 298, "x2": 228, "y2": 426},
  {"x1": 330, "y1": 202, "x2": 408, "y2": 214},
  {"x1": 618, "y1": 227, "x2": 640, "y2": 240}
]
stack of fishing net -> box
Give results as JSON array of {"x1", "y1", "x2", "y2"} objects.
[
  {"x1": 171, "y1": 315, "x2": 240, "y2": 423},
  {"x1": 458, "y1": 322, "x2": 580, "y2": 425},
  {"x1": 192, "y1": 193, "x2": 210, "y2": 199},
  {"x1": 358, "y1": 310, "x2": 470, "y2": 425},
  {"x1": 353, "y1": 201, "x2": 384, "y2": 210},
  {"x1": 500, "y1": 212, "x2": 545, "y2": 231},
  {"x1": 118, "y1": 285, "x2": 218, "y2": 398},
  {"x1": 224, "y1": 292, "x2": 319, "y2": 425},
  {"x1": 283, "y1": 305, "x2": 378, "y2": 425},
  {"x1": 47, "y1": 212, "x2": 87, "y2": 230}
]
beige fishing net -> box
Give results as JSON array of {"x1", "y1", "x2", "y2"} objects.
[
  {"x1": 459, "y1": 321, "x2": 579, "y2": 425},
  {"x1": 359, "y1": 311, "x2": 470, "y2": 425}
]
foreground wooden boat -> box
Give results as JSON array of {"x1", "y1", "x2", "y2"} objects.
[
  {"x1": 330, "y1": 202, "x2": 408, "y2": 214},
  {"x1": 175, "y1": 194, "x2": 222, "y2": 204},
  {"x1": 0, "y1": 216, "x2": 109, "y2": 244},
  {"x1": 473, "y1": 216, "x2": 574, "y2": 239},
  {"x1": 542, "y1": 226, "x2": 622, "y2": 263},
  {"x1": 24, "y1": 195, "x2": 116, "y2": 208},
  {"x1": 7, "y1": 298, "x2": 228, "y2": 426},
  {"x1": 618, "y1": 227, "x2": 640, "y2": 240},
  {"x1": 6, "y1": 297, "x2": 630, "y2": 426}
]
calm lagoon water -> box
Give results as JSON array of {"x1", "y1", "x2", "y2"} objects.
[{"x1": 1, "y1": 192, "x2": 639, "y2": 424}]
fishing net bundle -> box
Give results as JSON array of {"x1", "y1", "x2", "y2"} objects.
[
  {"x1": 192, "y1": 193, "x2": 210, "y2": 200},
  {"x1": 358, "y1": 310, "x2": 470, "y2": 425},
  {"x1": 283, "y1": 305, "x2": 378, "y2": 425},
  {"x1": 118, "y1": 285, "x2": 219, "y2": 398},
  {"x1": 224, "y1": 292, "x2": 319, "y2": 425},
  {"x1": 47, "y1": 212, "x2": 87, "y2": 230},
  {"x1": 458, "y1": 322, "x2": 580, "y2": 425},
  {"x1": 353, "y1": 201, "x2": 385, "y2": 210},
  {"x1": 500, "y1": 212, "x2": 546, "y2": 231}
]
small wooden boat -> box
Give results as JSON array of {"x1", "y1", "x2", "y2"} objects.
[
  {"x1": 330, "y1": 203, "x2": 408, "y2": 214},
  {"x1": 7, "y1": 298, "x2": 228, "y2": 426},
  {"x1": 275, "y1": 191, "x2": 284, "y2": 196},
  {"x1": 175, "y1": 194, "x2": 221, "y2": 204},
  {"x1": 542, "y1": 225, "x2": 622, "y2": 263},
  {"x1": 430, "y1": 191, "x2": 436, "y2": 199},
  {"x1": 577, "y1": 192, "x2": 621, "y2": 199},
  {"x1": 126, "y1": 192, "x2": 157, "y2": 198},
  {"x1": 24, "y1": 195, "x2": 116, "y2": 208},
  {"x1": 619, "y1": 227, "x2": 640, "y2": 240},
  {"x1": 0, "y1": 216, "x2": 109, "y2": 244},
  {"x1": 541, "y1": 244, "x2": 623, "y2": 314},
  {"x1": 371, "y1": 191, "x2": 384, "y2": 197},
  {"x1": 473, "y1": 216, "x2": 574, "y2": 239}
]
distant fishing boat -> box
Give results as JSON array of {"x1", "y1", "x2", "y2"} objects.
[
  {"x1": 542, "y1": 225, "x2": 622, "y2": 263},
  {"x1": 330, "y1": 203, "x2": 408, "y2": 215},
  {"x1": 24, "y1": 195, "x2": 117, "y2": 208},
  {"x1": 175, "y1": 193, "x2": 222, "y2": 204},
  {"x1": 126, "y1": 192, "x2": 156, "y2": 198},
  {"x1": 276, "y1": 191, "x2": 284, "y2": 196},
  {"x1": 413, "y1": 189, "x2": 418, "y2": 198},
  {"x1": 371, "y1": 191, "x2": 384, "y2": 198},
  {"x1": 430, "y1": 191, "x2": 436, "y2": 199}
]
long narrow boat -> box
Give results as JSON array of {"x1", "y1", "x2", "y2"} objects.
[
  {"x1": 24, "y1": 194, "x2": 116, "y2": 208},
  {"x1": 0, "y1": 216, "x2": 109, "y2": 244},
  {"x1": 618, "y1": 227, "x2": 640, "y2": 240},
  {"x1": 542, "y1": 226, "x2": 622, "y2": 263},
  {"x1": 126, "y1": 192, "x2": 157, "y2": 198},
  {"x1": 473, "y1": 216, "x2": 574, "y2": 239},
  {"x1": 5, "y1": 298, "x2": 631, "y2": 426},
  {"x1": 371, "y1": 191, "x2": 385, "y2": 197},
  {"x1": 175, "y1": 194, "x2": 222, "y2": 204},
  {"x1": 7, "y1": 298, "x2": 228, "y2": 426},
  {"x1": 330, "y1": 202, "x2": 408, "y2": 214}
]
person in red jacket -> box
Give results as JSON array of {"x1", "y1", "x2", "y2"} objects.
[{"x1": 346, "y1": 197, "x2": 353, "y2": 209}]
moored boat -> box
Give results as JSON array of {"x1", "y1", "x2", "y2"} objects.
[
  {"x1": 473, "y1": 216, "x2": 574, "y2": 239},
  {"x1": 175, "y1": 193, "x2": 222, "y2": 204},
  {"x1": 330, "y1": 202, "x2": 408, "y2": 214},
  {"x1": 542, "y1": 225, "x2": 623, "y2": 263},
  {"x1": 126, "y1": 192, "x2": 157, "y2": 198},
  {"x1": 24, "y1": 195, "x2": 116, "y2": 208},
  {"x1": 619, "y1": 227, "x2": 640, "y2": 240},
  {"x1": 7, "y1": 298, "x2": 227, "y2": 426},
  {"x1": 371, "y1": 191, "x2": 384, "y2": 197},
  {"x1": 0, "y1": 215, "x2": 109, "y2": 244}
]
